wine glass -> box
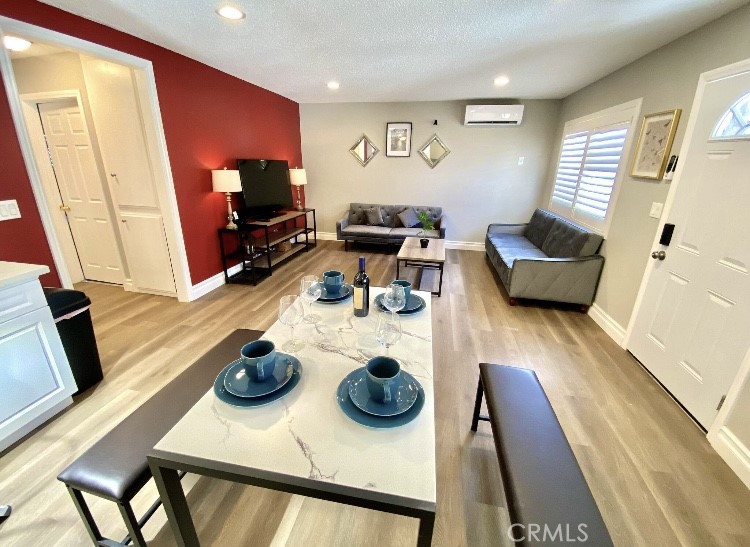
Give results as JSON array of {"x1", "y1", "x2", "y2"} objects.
[
  {"x1": 300, "y1": 275, "x2": 322, "y2": 324},
  {"x1": 382, "y1": 283, "x2": 407, "y2": 314},
  {"x1": 278, "y1": 295, "x2": 305, "y2": 353},
  {"x1": 376, "y1": 311, "x2": 402, "y2": 356}
]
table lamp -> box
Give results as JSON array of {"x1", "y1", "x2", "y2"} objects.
[
  {"x1": 212, "y1": 168, "x2": 242, "y2": 230},
  {"x1": 290, "y1": 168, "x2": 307, "y2": 211}
]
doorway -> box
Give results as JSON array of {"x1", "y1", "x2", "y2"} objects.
[
  {"x1": 25, "y1": 93, "x2": 125, "y2": 285},
  {"x1": 0, "y1": 16, "x2": 192, "y2": 300}
]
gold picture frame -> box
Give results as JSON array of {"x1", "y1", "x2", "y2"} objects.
[{"x1": 630, "y1": 109, "x2": 681, "y2": 180}]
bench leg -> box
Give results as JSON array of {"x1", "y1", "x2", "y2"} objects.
[
  {"x1": 471, "y1": 377, "x2": 484, "y2": 432},
  {"x1": 66, "y1": 486, "x2": 103, "y2": 546},
  {"x1": 118, "y1": 501, "x2": 147, "y2": 547}
]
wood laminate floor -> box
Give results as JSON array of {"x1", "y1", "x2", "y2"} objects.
[{"x1": 1, "y1": 241, "x2": 749, "y2": 546}]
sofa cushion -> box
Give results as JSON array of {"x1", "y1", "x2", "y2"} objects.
[
  {"x1": 341, "y1": 225, "x2": 391, "y2": 238},
  {"x1": 389, "y1": 228, "x2": 440, "y2": 239},
  {"x1": 541, "y1": 219, "x2": 599, "y2": 258},
  {"x1": 490, "y1": 234, "x2": 547, "y2": 268},
  {"x1": 365, "y1": 207, "x2": 384, "y2": 226},
  {"x1": 397, "y1": 208, "x2": 420, "y2": 228},
  {"x1": 524, "y1": 209, "x2": 557, "y2": 249}
]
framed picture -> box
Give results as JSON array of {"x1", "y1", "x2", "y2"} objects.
[
  {"x1": 630, "y1": 109, "x2": 681, "y2": 180},
  {"x1": 385, "y1": 122, "x2": 412, "y2": 157}
]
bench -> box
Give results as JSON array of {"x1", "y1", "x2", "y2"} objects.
[
  {"x1": 470, "y1": 363, "x2": 613, "y2": 546},
  {"x1": 57, "y1": 329, "x2": 262, "y2": 547}
]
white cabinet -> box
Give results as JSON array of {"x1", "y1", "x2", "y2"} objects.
[
  {"x1": 119, "y1": 212, "x2": 176, "y2": 294},
  {"x1": 0, "y1": 264, "x2": 76, "y2": 453}
]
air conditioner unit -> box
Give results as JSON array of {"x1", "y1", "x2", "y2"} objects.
[{"x1": 464, "y1": 104, "x2": 524, "y2": 126}]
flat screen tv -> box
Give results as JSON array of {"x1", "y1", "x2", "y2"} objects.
[{"x1": 237, "y1": 159, "x2": 293, "y2": 219}]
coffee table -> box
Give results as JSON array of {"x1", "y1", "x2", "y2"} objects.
[
  {"x1": 148, "y1": 287, "x2": 435, "y2": 546},
  {"x1": 397, "y1": 237, "x2": 446, "y2": 297}
]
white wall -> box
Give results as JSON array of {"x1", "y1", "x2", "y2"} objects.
[
  {"x1": 300, "y1": 100, "x2": 561, "y2": 244},
  {"x1": 543, "y1": 3, "x2": 750, "y2": 329}
]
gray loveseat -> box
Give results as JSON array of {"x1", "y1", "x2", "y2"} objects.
[
  {"x1": 485, "y1": 209, "x2": 604, "y2": 310},
  {"x1": 337, "y1": 203, "x2": 445, "y2": 250}
]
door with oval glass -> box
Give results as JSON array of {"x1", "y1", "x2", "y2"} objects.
[{"x1": 628, "y1": 67, "x2": 750, "y2": 428}]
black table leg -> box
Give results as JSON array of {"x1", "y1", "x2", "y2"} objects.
[
  {"x1": 149, "y1": 460, "x2": 199, "y2": 547},
  {"x1": 417, "y1": 510, "x2": 435, "y2": 547},
  {"x1": 471, "y1": 377, "x2": 484, "y2": 432}
]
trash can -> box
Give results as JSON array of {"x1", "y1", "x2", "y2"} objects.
[{"x1": 43, "y1": 288, "x2": 103, "y2": 395}]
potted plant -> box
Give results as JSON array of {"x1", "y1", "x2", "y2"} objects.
[{"x1": 416, "y1": 211, "x2": 435, "y2": 248}]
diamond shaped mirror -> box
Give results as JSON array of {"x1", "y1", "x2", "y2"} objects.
[
  {"x1": 350, "y1": 135, "x2": 379, "y2": 167},
  {"x1": 418, "y1": 135, "x2": 450, "y2": 168}
]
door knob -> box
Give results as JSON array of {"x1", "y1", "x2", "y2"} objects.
[
  {"x1": 121, "y1": 219, "x2": 127, "y2": 223},
  {"x1": 59, "y1": 205, "x2": 71, "y2": 212},
  {"x1": 651, "y1": 250, "x2": 666, "y2": 260}
]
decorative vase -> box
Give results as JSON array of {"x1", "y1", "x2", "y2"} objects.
[{"x1": 420, "y1": 238, "x2": 429, "y2": 248}]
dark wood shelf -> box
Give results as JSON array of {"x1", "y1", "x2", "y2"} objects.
[
  {"x1": 255, "y1": 243, "x2": 306, "y2": 269},
  {"x1": 256, "y1": 227, "x2": 307, "y2": 249}
]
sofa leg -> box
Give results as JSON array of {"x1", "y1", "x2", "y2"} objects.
[
  {"x1": 579, "y1": 305, "x2": 590, "y2": 314},
  {"x1": 508, "y1": 297, "x2": 517, "y2": 306},
  {"x1": 344, "y1": 240, "x2": 348, "y2": 251}
]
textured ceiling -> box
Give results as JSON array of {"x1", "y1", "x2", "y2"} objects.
[{"x1": 38, "y1": 0, "x2": 747, "y2": 103}]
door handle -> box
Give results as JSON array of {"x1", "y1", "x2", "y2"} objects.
[
  {"x1": 121, "y1": 219, "x2": 127, "y2": 223},
  {"x1": 651, "y1": 250, "x2": 666, "y2": 261},
  {"x1": 59, "y1": 205, "x2": 71, "y2": 212}
]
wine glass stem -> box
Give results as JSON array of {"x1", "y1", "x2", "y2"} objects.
[{"x1": 290, "y1": 325, "x2": 295, "y2": 344}]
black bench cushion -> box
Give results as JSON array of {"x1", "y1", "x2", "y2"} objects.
[
  {"x1": 58, "y1": 329, "x2": 262, "y2": 502},
  {"x1": 479, "y1": 363, "x2": 612, "y2": 546}
]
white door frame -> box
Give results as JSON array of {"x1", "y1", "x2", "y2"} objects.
[
  {"x1": 0, "y1": 16, "x2": 192, "y2": 301},
  {"x1": 623, "y1": 56, "x2": 750, "y2": 350}
]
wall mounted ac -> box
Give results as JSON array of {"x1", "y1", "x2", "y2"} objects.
[{"x1": 464, "y1": 104, "x2": 524, "y2": 126}]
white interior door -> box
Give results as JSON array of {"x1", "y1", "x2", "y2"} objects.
[
  {"x1": 38, "y1": 99, "x2": 124, "y2": 285},
  {"x1": 629, "y1": 68, "x2": 750, "y2": 428}
]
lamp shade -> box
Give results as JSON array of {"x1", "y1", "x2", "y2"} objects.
[
  {"x1": 289, "y1": 168, "x2": 308, "y2": 186},
  {"x1": 211, "y1": 168, "x2": 242, "y2": 193}
]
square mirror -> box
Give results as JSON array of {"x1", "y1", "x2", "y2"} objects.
[
  {"x1": 418, "y1": 135, "x2": 450, "y2": 169},
  {"x1": 350, "y1": 135, "x2": 379, "y2": 167}
]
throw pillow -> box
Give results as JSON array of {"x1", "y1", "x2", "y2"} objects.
[
  {"x1": 365, "y1": 207, "x2": 384, "y2": 226},
  {"x1": 397, "y1": 207, "x2": 421, "y2": 228}
]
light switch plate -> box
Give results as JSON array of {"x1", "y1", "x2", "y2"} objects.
[
  {"x1": 0, "y1": 200, "x2": 21, "y2": 221},
  {"x1": 518, "y1": 156, "x2": 525, "y2": 165},
  {"x1": 649, "y1": 202, "x2": 664, "y2": 219}
]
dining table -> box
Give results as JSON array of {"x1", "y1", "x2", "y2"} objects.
[{"x1": 147, "y1": 287, "x2": 436, "y2": 546}]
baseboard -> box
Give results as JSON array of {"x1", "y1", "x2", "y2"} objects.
[
  {"x1": 710, "y1": 427, "x2": 750, "y2": 490},
  {"x1": 317, "y1": 231, "x2": 483, "y2": 251},
  {"x1": 188, "y1": 263, "x2": 242, "y2": 301},
  {"x1": 588, "y1": 303, "x2": 627, "y2": 347}
]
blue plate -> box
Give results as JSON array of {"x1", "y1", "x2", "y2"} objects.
[
  {"x1": 318, "y1": 283, "x2": 353, "y2": 303},
  {"x1": 348, "y1": 368, "x2": 419, "y2": 416},
  {"x1": 214, "y1": 355, "x2": 301, "y2": 408},
  {"x1": 374, "y1": 293, "x2": 426, "y2": 315},
  {"x1": 337, "y1": 369, "x2": 425, "y2": 428},
  {"x1": 224, "y1": 356, "x2": 294, "y2": 398}
]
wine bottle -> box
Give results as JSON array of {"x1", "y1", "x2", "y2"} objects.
[{"x1": 353, "y1": 256, "x2": 369, "y2": 317}]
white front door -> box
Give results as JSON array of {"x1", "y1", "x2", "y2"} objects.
[
  {"x1": 37, "y1": 99, "x2": 125, "y2": 285},
  {"x1": 628, "y1": 68, "x2": 750, "y2": 428}
]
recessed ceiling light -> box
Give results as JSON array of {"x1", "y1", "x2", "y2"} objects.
[
  {"x1": 3, "y1": 36, "x2": 32, "y2": 52},
  {"x1": 494, "y1": 75, "x2": 510, "y2": 87},
  {"x1": 216, "y1": 5, "x2": 245, "y2": 20},
  {"x1": 327, "y1": 81, "x2": 340, "y2": 90}
]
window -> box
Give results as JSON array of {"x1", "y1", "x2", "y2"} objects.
[
  {"x1": 711, "y1": 91, "x2": 750, "y2": 139},
  {"x1": 549, "y1": 99, "x2": 642, "y2": 236}
]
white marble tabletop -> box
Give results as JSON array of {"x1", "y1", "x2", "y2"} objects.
[{"x1": 153, "y1": 287, "x2": 436, "y2": 510}]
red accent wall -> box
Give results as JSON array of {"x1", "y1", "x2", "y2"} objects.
[{"x1": 0, "y1": 1, "x2": 302, "y2": 286}]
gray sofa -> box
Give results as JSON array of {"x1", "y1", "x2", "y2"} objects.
[
  {"x1": 485, "y1": 209, "x2": 604, "y2": 309},
  {"x1": 336, "y1": 203, "x2": 445, "y2": 250}
]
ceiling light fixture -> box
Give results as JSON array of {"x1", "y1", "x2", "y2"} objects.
[
  {"x1": 3, "y1": 36, "x2": 32, "y2": 52},
  {"x1": 494, "y1": 75, "x2": 510, "y2": 87},
  {"x1": 216, "y1": 5, "x2": 246, "y2": 20},
  {"x1": 327, "y1": 81, "x2": 340, "y2": 90}
]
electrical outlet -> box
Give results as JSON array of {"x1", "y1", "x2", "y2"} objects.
[
  {"x1": 649, "y1": 202, "x2": 664, "y2": 219},
  {"x1": 0, "y1": 200, "x2": 21, "y2": 221}
]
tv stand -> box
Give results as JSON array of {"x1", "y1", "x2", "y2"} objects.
[{"x1": 218, "y1": 208, "x2": 317, "y2": 285}]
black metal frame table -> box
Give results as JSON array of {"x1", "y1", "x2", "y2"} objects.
[
  {"x1": 148, "y1": 287, "x2": 436, "y2": 546},
  {"x1": 396, "y1": 237, "x2": 446, "y2": 297}
]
